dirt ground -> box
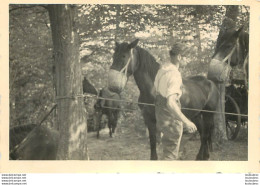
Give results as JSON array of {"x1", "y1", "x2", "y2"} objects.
[{"x1": 87, "y1": 116, "x2": 248, "y2": 161}]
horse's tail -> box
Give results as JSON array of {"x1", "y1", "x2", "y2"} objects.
[
  {"x1": 204, "y1": 80, "x2": 219, "y2": 111},
  {"x1": 204, "y1": 80, "x2": 220, "y2": 152}
]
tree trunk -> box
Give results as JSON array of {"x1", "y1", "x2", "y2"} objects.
[
  {"x1": 213, "y1": 83, "x2": 227, "y2": 143},
  {"x1": 194, "y1": 18, "x2": 202, "y2": 57},
  {"x1": 213, "y1": 5, "x2": 239, "y2": 143},
  {"x1": 216, "y1": 6, "x2": 238, "y2": 49},
  {"x1": 48, "y1": 5, "x2": 88, "y2": 160},
  {"x1": 115, "y1": 5, "x2": 121, "y2": 40},
  {"x1": 225, "y1": 6, "x2": 239, "y2": 23}
]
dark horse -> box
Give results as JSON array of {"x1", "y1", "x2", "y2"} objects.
[
  {"x1": 211, "y1": 27, "x2": 249, "y2": 86},
  {"x1": 10, "y1": 124, "x2": 59, "y2": 160},
  {"x1": 109, "y1": 39, "x2": 219, "y2": 160},
  {"x1": 82, "y1": 77, "x2": 122, "y2": 136},
  {"x1": 94, "y1": 87, "x2": 122, "y2": 138},
  {"x1": 209, "y1": 27, "x2": 249, "y2": 139}
]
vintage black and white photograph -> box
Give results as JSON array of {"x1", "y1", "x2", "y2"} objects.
[{"x1": 9, "y1": 4, "x2": 249, "y2": 161}]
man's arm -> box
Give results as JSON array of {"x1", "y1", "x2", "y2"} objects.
[{"x1": 167, "y1": 94, "x2": 197, "y2": 133}]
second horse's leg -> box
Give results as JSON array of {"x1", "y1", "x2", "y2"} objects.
[
  {"x1": 108, "y1": 113, "x2": 113, "y2": 137},
  {"x1": 143, "y1": 108, "x2": 157, "y2": 160},
  {"x1": 95, "y1": 111, "x2": 102, "y2": 139}
]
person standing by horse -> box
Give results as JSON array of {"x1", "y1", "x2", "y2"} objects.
[{"x1": 154, "y1": 43, "x2": 197, "y2": 160}]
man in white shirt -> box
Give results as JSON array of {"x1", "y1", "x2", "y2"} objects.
[{"x1": 154, "y1": 43, "x2": 197, "y2": 160}]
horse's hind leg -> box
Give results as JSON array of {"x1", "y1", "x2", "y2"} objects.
[
  {"x1": 196, "y1": 112, "x2": 213, "y2": 160},
  {"x1": 108, "y1": 121, "x2": 112, "y2": 137},
  {"x1": 147, "y1": 122, "x2": 157, "y2": 160},
  {"x1": 111, "y1": 111, "x2": 119, "y2": 134},
  {"x1": 143, "y1": 108, "x2": 157, "y2": 160},
  {"x1": 94, "y1": 111, "x2": 102, "y2": 139},
  {"x1": 108, "y1": 113, "x2": 114, "y2": 137},
  {"x1": 191, "y1": 114, "x2": 208, "y2": 160},
  {"x1": 203, "y1": 112, "x2": 214, "y2": 153}
]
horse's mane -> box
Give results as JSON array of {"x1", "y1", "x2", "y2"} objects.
[
  {"x1": 135, "y1": 46, "x2": 160, "y2": 81},
  {"x1": 215, "y1": 30, "x2": 235, "y2": 51}
]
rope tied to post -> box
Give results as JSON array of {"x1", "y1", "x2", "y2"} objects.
[{"x1": 55, "y1": 92, "x2": 248, "y2": 117}]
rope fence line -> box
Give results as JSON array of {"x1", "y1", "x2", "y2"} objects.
[
  {"x1": 38, "y1": 104, "x2": 57, "y2": 126},
  {"x1": 55, "y1": 92, "x2": 248, "y2": 117},
  {"x1": 101, "y1": 106, "x2": 135, "y2": 112}
]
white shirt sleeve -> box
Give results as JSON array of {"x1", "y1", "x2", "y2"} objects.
[{"x1": 165, "y1": 72, "x2": 182, "y2": 98}]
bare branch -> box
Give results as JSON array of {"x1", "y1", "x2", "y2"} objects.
[{"x1": 243, "y1": 5, "x2": 249, "y2": 15}]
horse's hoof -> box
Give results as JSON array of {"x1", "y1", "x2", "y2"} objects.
[
  {"x1": 196, "y1": 155, "x2": 209, "y2": 160},
  {"x1": 204, "y1": 155, "x2": 210, "y2": 160},
  {"x1": 196, "y1": 155, "x2": 202, "y2": 160},
  {"x1": 150, "y1": 155, "x2": 158, "y2": 160}
]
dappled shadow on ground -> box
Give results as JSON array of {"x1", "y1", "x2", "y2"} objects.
[
  {"x1": 87, "y1": 121, "x2": 248, "y2": 161},
  {"x1": 180, "y1": 126, "x2": 248, "y2": 161}
]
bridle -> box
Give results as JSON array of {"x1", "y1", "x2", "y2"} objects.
[
  {"x1": 119, "y1": 49, "x2": 134, "y2": 77},
  {"x1": 208, "y1": 36, "x2": 242, "y2": 84},
  {"x1": 222, "y1": 38, "x2": 249, "y2": 90},
  {"x1": 217, "y1": 37, "x2": 249, "y2": 90},
  {"x1": 108, "y1": 48, "x2": 135, "y2": 92},
  {"x1": 218, "y1": 38, "x2": 239, "y2": 65}
]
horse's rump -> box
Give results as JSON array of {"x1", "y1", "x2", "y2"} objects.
[
  {"x1": 94, "y1": 88, "x2": 122, "y2": 138},
  {"x1": 97, "y1": 88, "x2": 121, "y2": 114},
  {"x1": 10, "y1": 124, "x2": 37, "y2": 151},
  {"x1": 181, "y1": 76, "x2": 219, "y2": 118},
  {"x1": 10, "y1": 124, "x2": 59, "y2": 160}
]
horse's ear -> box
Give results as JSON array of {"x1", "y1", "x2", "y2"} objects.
[{"x1": 128, "y1": 39, "x2": 139, "y2": 49}]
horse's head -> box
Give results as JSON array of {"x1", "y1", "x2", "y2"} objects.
[
  {"x1": 208, "y1": 27, "x2": 248, "y2": 82},
  {"x1": 212, "y1": 26, "x2": 244, "y2": 66},
  {"x1": 108, "y1": 39, "x2": 139, "y2": 93}
]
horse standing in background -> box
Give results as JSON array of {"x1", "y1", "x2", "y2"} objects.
[
  {"x1": 108, "y1": 39, "x2": 219, "y2": 160},
  {"x1": 94, "y1": 87, "x2": 122, "y2": 138}
]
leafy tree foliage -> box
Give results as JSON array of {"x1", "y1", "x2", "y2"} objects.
[{"x1": 10, "y1": 5, "x2": 54, "y2": 127}]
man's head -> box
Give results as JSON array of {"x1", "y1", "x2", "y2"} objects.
[{"x1": 169, "y1": 43, "x2": 184, "y2": 66}]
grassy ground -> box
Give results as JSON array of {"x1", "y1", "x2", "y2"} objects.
[{"x1": 87, "y1": 118, "x2": 248, "y2": 161}]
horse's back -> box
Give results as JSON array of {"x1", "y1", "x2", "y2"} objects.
[{"x1": 181, "y1": 76, "x2": 219, "y2": 117}]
